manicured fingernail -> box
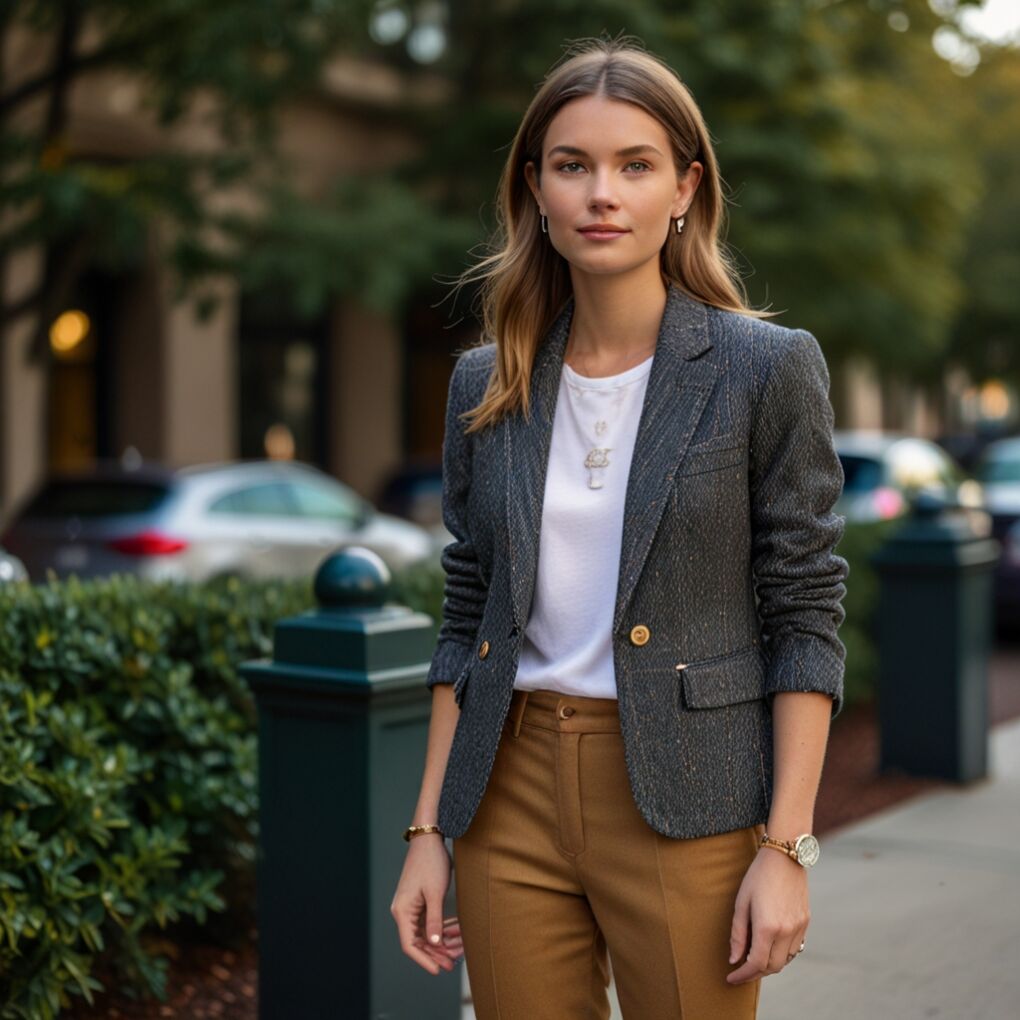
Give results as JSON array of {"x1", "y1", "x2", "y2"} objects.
[{"x1": 430, "y1": 933, "x2": 441, "y2": 944}]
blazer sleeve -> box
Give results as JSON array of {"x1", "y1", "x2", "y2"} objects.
[
  {"x1": 749, "y1": 328, "x2": 850, "y2": 719},
  {"x1": 424, "y1": 351, "x2": 489, "y2": 691}
]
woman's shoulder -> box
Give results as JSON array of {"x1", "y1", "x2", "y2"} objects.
[
  {"x1": 455, "y1": 341, "x2": 498, "y2": 374},
  {"x1": 705, "y1": 305, "x2": 825, "y2": 378},
  {"x1": 447, "y1": 341, "x2": 498, "y2": 414},
  {"x1": 706, "y1": 303, "x2": 809, "y2": 347}
]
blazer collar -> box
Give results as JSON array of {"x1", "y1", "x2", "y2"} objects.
[{"x1": 506, "y1": 280, "x2": 718, "y2": 633}]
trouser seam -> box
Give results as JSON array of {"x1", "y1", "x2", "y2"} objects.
[
  {"x1": 485, "y1": 742, "x2": 505, "y2": 1020},
  {"x1": 590, "y1": 922, "x2": 604, "y2": 1020},
  {"x1": 653, "y1": 833, "x2": 686, "y2": 1020}
]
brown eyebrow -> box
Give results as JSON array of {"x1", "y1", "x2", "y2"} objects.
[{"x1": 547, "y1": 144, "x2": 665, "y2": 159}]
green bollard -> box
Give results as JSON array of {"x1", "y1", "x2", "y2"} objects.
[
  {"x1": 870, "y1": 491, "x2": 1000, "y2": 782},
  {"x1": 240, "y1": 547, "x2": 461, "y2": 1020}
]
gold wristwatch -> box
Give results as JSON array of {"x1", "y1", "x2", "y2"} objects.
[
  {"x1": 403, "y1": 824, "x2": 444, "y2": 842},
  {"x1": 759, "y1": 832, "x2": 820, "y2": 868}
]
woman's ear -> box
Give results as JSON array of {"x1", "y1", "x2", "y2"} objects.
[
  {"x1": 673, "y1": 160, "x2": 704, "y2": 218},
  {"x1": 524, "y1": 160, "x2": 542, "y2": 207}
]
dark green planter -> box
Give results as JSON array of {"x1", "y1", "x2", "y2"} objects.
[
  {"x1": 870, "y1": 493, "x2": 1000, "y2": 783},
  {"x1": 241, "y1": 548, "x2": 461, "y2": 1019}
]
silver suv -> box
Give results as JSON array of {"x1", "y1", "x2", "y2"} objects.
[{"x1": 2, "y1": 459, "x2": 435, "y2": 583}]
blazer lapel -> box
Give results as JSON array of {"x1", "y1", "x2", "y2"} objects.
[
  {"x1": 505, "y1": 281, "x2": 717, "y2": 633},
  {"x1": 504, "y1": 297, "x2": 572, "y2": 632},
  {"x1": 612, "y1": 287, "x2": 717, "y2": 633}
]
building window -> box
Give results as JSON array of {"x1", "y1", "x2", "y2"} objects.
[
  {"x1": 47, "y1": 269, "x2": 115, "y2": 472},
  {"x1": 238, "y1": 290, "x2": 329, "y2": 467}
]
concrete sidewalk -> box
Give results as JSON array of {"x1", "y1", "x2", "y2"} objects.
[
  {"x1": 758, "y1": 714, "x2": 1020, "y2": 1020},
  {"x1": 461, "y1": 715, "x2": 1020, "y2": 1018}
]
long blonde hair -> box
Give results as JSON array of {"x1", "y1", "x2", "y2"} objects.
[{"x1": 447, "y1": 35, "x2": 776, "y2": 434}]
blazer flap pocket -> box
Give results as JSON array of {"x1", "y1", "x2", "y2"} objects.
[
  {"x1": 676, "y1": 437, "x2": 745, "y2": 477},
  {"x1": 680, "y1": 646, "x2": 765, "y2": 709}
]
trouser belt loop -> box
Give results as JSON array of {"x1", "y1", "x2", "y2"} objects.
[{"x1": 511, "y1": 690, "x2": 530, "y2": 737}]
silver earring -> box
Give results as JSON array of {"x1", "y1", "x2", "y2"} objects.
[
  {"x1": 675, "y1": 215, "x2": 685, "y2": 235},
  {"x1": 541, "y1": 213, "x2": 548, "y2": 234}
]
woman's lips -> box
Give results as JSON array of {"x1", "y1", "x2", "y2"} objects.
[{"x1": 578, "y1": 228, "x2": 630, "y2": 240}]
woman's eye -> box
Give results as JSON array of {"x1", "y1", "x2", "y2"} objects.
[{"x1": 555, "y1": 161, "x2": 652, "y2": 174}]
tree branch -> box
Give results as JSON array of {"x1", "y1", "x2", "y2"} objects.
[{"x1": 0, "y1": 6, "x2": 184, "y2": 120}]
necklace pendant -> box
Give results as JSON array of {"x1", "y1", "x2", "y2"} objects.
[{"x1": 585, "y1": 447, "x2": 611, "y2": 489}]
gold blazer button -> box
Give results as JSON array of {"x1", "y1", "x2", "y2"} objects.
[
  {"x1": 478, "y1": 640, "x2": 490, "y2": 659},
  {"x1": 629, "y1": 625, "x2": 651, "y2": 646}
]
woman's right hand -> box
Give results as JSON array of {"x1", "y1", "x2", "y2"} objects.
[{"x1": 391, "y1": 834, "x2": 465, "y2": 974}]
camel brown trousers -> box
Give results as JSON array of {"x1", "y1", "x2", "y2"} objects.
[{"x1": 452, "y1": 686, "x2": 763, "y2": 1020}]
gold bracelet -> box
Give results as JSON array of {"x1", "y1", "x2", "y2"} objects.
[{"x1": 403, "y1": 824, "x2": 444, "y2": 842}]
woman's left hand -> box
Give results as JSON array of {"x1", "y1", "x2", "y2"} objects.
[{"x1": 726, "y1": 846, "x2": 809, "y2": 985}]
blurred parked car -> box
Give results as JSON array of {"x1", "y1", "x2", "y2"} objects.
[
  {"x1": 972, "y1": 436, "x2": 1020, "y2": 629},
  {"x1": 376, "y1": 458, "x2": 442, "y2": 527},
  {"x1": 0, "y1": 546, "x2": 28, "y2": 584},
  {"x1": 972, "y1": 436, "x2": 1020, "y2": 541},
  {"x1": 1, "y1": 459, "x2": 435, "y2": 583},
  {"x1": 376, "y1": 458, "x2": 448, "y2": 544},
  {"x1": 935, "y1": 424, "x2": 1015, "y2": 475},
  {"x1": 999, "y1": 519, "x2": 1020, "y2": 630},
  {"x1": 833, "y1": 430, "x2": 985, "y2": 524}
]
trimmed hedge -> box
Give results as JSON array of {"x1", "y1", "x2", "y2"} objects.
[
  {"x1": 0, "y1": 574, "x2": 316, "y2": 1019},
  {"x1": 0, "y1": 526, "x2": 878, "y2": 1017},
  {"x1": 835, "y1": 518, "x2": 899, "y2": 710}
]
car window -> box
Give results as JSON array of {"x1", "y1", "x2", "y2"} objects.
[
  {"x1": 23, "y1": 480, "x2": 171, "y2": 517},
  {"x1": 208, "y1": 483, "x2": 296, "y2": 516},
  {"x1": 838, "y1": 455, "x2": 884, "y2": 493},
  {"x1": 287, "y1": 482, "x2": 361, "y2": 523},
  {"x1": 975, "y1": 453, "x2": 1020, "y2": 484}
]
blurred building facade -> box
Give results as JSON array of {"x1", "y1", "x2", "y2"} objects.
[
  {"x1": 1, "y1": 26, "x2": 480, "y2": 521},
  {"x1": 1, "y1": 29, "x2": 1011, "y2": 521}
]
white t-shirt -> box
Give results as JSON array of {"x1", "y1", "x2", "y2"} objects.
[{"x1": 513, "y1": 352, "x2": 654, "y2": 699}]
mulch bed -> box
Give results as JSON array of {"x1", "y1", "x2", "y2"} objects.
[{"x1": 65, "y1": 636, "x2": 1020, "y2": 1019}]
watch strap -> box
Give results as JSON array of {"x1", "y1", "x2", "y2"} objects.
[
  {"x1": 760, "y1": 834, "x2": 800, "y2": 861},
  {"x1": 759, "y1": 831, "x2": 818, "y2": 867}
]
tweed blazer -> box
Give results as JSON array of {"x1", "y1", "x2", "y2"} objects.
[{"x1": 425, "y1": 280, "x2": 849, "y2": 841}]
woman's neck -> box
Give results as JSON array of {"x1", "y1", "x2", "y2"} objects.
[{"x1": 564, "y1": 271, "x2": 669, "y2": 376}]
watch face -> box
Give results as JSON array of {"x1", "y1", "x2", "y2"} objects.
[{"x1": 796, "y1": 835, "x2": 820, "y2": 867}]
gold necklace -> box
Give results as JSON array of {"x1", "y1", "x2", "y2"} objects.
[{"x1": 564, "y1": 334, "x2": 655, "y2": 490}]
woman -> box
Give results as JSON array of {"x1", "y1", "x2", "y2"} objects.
[{"x1": 391, "y1": 35, "x2": 848, "y2": 1020}]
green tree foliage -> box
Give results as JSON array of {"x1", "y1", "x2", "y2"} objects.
[
  {"x1": 946, "y1": 42, "x2": 1020, "y2": 387},
  {"x1": 262, "y1": 0, "x2": 988, "y2": 373},
  {"x1": 418, "y1": 0, "x2": 984, "y2": 370},
  {"x1": 686, "y1": 0, "x2": 983, "y2": 372},
  {"x1": 0, "y1": 0, "x2": 376, "y2": 350},
  {"x1": 1, "y1": 0, "x2": 1004, "y2": 382}
]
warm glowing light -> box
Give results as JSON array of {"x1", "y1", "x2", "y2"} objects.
[
  {"x1": 978, "y1": 380, "x2": 1010, "y2": 420},
  {"x1": 264, "y1": 423, "x2": 295, "y2": 460},
  {"x1": 49, "y1": 310, "x2": 91, "y2": 353}
]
